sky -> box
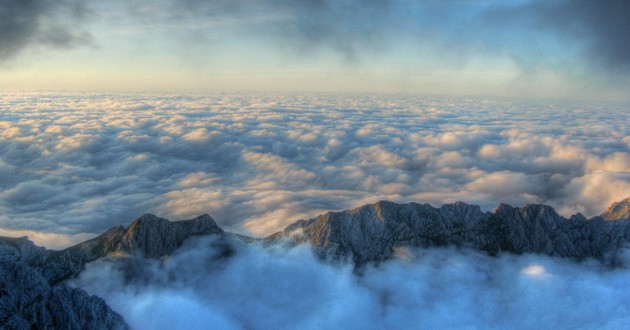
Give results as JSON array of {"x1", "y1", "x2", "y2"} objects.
[{"x1": 1, "y1": 0, "x2": 630, "y2": 100}]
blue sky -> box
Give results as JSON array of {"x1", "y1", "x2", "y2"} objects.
[{"x1": 1, "y1": 0, "x2": 629, "y2": 100}]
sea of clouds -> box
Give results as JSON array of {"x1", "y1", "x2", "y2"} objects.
[
  {"x1": 0, "y1": 91, "x2": 629, "y2": 248},
  {"x1": 70, "y1": 235, "x2": 630, "y2": 329}
]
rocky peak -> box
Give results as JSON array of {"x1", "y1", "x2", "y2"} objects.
[
  {"x1": 0, "y1": 214, "x2": 226, "y2": 286},
  {"x1": 602, "y1": 197, "x2": 630, "y2": 221},
  {"x1": 275, "y1": 199, "x2": 630, "y2": 265},
  {"x1": 119, "y1": 213, "x2": 223, "y2": 258},
  {"x1": 491, "y1": 203, "x2": 560, "y2": 223},
  {"x1": 439, "y1": 201, "x2": 484, "y2": 222},
  {"x1": 1, "y1": 214, "x2": 227, "y2": 330},
  {"x1": 0, "y1": 236, "x2": 46, "y2": 263},
  {"x1": 519, "y1": 204, "x2": 560, "y2": 218},
  {"x1": 366, "y1": 200, "x2": 401, "y2": 220},
  {"x1": 492, "y1": 203, "x2": 515, "y2": 216}
]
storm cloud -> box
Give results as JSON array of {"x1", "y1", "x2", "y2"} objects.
[
  {"x1": 511, "y1": 0, "x2": 630, "y2": 71},
  {"x1": 2, "y1": 0, "x2": 629, "y2": 76},
  {"x1": 152, "y1": 0, "x2": 630, "y2": 72},
  {"x1": 0, "y1": 0, "x2": 91, "y2": 62},
  {"x1": 0, "y1": 91, "x2": 628, "y2": 248}
]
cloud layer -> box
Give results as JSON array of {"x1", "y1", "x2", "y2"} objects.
[
  {"x1": 70, "y1": 236, "x2": 630, "y2": 329},
  {"x1": 0, "y1": 91, "x2": 629, "y2": 247}
]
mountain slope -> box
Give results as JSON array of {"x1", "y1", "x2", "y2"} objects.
[
  {"x1": 18, "y1": 214, "x2": 223, "y2": 285},
  {"x1": 2, "y1": 198, "x2": 630, "y2": 329},
  {"x1": 271, "y1": 199, "x2": 630, "y2": 265},
  {"x1": 0, "y1": 237, "x2": 128, "y2": 330},
  {"x1": 0, "y1": 213, "x2": 225, "y2": 330}
]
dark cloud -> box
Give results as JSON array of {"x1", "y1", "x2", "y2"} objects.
[
  {"x1": 554, "y1": 0, "x2": 630, "y2": 71},
  {"x1": 1, "y1": 0, "x2": 628, "y2": 76},
  {"x1": 0, "y1": 0, "x2": 91, "y2": 62},
  {"x1": 163, "y1": 0, "x2": 630, "y2": 75},
  {"x1": 478, "y1": 0, "x2": 630, "y2": 72}
]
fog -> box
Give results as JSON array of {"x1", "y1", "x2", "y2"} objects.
[
  {"x1": 71, "y1": 236, "x2": 630, "y2": 329},
  {"x1": 0, "y1": 91, "x2": 628, "y2": 248}
]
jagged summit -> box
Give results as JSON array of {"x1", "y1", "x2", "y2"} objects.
[
  {"x1": 2, "y1": 198, "x2": 630, "y2": 329},
  {"x1": 120, "y1": 213, "x2": 222, "y2": 258},
  {"x1": 602, "y1": 197, "x2": 630, "y2": 221},
  {"x1": 0, "y1": 198, "x2": 630, "y2": 329},
  {"x1": 0, "y1": 213, "x2": 230, "y2": 329},
  {"x1": 272, "y1": 198, "x2": 630, "y2": 265},
  {"x1": 0, "y1": 214, "x2": 226, "y2": 288}
]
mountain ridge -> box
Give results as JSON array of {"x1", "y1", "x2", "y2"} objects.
[
  {"x1": 0, "y1": 213, "x2": 225, "y2": 330},
  {"x1": 2, "y1": 198, "x2": 630, "y2": 329},
  {"x1": 270, "y1": 199, "x2": 630, "y2": 264}
]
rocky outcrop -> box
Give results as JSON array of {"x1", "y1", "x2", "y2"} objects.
[
  {"x1": 272, "y1": 199, "x2": 630, "y2": 265},
  {"x1": 5, "y1": 214, "x2": 224, "y2": 285},
  {"x1": 0, "y1": 243, "x2": 128, "y2": 330},
  {"x1": 35, "y1": 226, "x2": 127, "y2": 285},
  {"x1": 602, "y1": 197, "x2": 630, "y2": 221},
  {"x1": 0, "y1": 213, "x2": 224, "y2": 330},
  {"x1": 118, "y1": 214, "x2": 223, "y2": 258},
  {"x1": 3, "y1": 199, "x2": 630, "y2": 329}
]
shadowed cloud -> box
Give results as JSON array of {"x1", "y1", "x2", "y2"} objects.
[
  {"x1": 70, "y1": 237, "x2": 630, "y2": 329},
  {"x1": 0, "y1": 0, "x2": 91, "y2": 62}
]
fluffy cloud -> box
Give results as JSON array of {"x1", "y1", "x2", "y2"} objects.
[
  {"x1": 70, "y1": 236, "x2": 630, "y2": 329},
  {"x1": 0, "y1": 91, "x2": 628, "y2": 247}
]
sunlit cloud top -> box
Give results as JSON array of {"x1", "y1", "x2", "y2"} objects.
[
  {"x1": 1, "y1": 0, "x2": 629, "y2": 100},
  {"x1": 1, "y1": 91, "x2": 628, "y2": 248}
]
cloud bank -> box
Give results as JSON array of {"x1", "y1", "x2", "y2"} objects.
[
  {"x1": 0, "y1": 91, "x2": 628, "y2": 248},
  {"x1": 70, "y1": 236, "x2": 630, "y2": 329}
]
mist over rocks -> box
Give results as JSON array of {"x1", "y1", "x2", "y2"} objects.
[
  {"x1": 4, "y1": 198, "x2": 630, "y2": 287},
  {"x1": 0, "y1": 212, "x2": 227, "y2": 291},
  {"x1": 3, "y1": 198, "x2": 630, "y2": 329},
  {"x1": 0, "y1": 213, "x2": 231, "y2": 329},
  {"x1": 68, "y1": 198, "x2": 630, "y2": 330}
]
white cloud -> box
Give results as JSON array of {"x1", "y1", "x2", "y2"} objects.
[
  {"x1": 70, "y1": 237, "x2": 630, "y2": 329},
  {"x1": 0, "y1": 91, "x2": 628, "y2": 248}
]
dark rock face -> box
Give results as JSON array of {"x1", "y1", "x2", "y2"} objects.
[
  {"x1": 0, "y1": 213, "x2": 224, "y2": 329},
  {"x1": 36, "y1": 226, "x2": 127, "y2": 285},
  {"x1": 14, "y1": 214, "x2": 224, "y2": 285},
  {"x1": 2, "y1": 199, "x2": 630, "y2": 328},
  {"x1": 119, "y1": 214, "x2": 223, "y2": 258},
  {"x1": 0, "y1": 243, "x2": 128, "y2": 330},
  {"x1": 273, "y1": 199, "x2": 630, "y2": 265}
]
